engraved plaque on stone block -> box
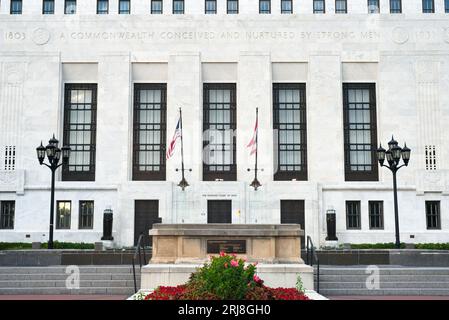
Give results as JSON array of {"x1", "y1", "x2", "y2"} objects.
[{"x1": 206, "y1": 240, "x2": 246, "y2": 254}]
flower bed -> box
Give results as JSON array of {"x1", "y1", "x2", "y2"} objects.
[{"x1": 138, "y1": 252, "x2": 309, "y2": 301}]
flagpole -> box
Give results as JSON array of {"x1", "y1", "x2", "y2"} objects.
[
  {"x1": 254, "y1": 107, "x2": 258, "y2": 182},
  {"x1": 249, "y1": 108, "x2": 261, "y2": 191},
  {"x1": 178, "y1": 107, "x2": 189, "y2": 191}
]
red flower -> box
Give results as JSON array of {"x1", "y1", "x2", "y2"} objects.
[
  {"x1": 230, "y1": 260, "x2": 239, "y2": 267},
  {"x1": 253, "y1": 275, "x2": 261, "y2": 282},
  {"x1": 219, "y1": 251, "x2": 225, "y2": 257}
]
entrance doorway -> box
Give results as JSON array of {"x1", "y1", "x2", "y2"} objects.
[
  {"x1": 134, "y1": 200, "x2": 160, "y2": 247},
  {"x1": 280, "y1": 200, "x2": 305, "y2": 248},
  {"x1": 207, "y1": 200, "x2": 232, "y2": 223}
]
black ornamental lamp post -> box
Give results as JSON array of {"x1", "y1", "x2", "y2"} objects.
[
  {"x1": 36, "y1": 134, "x2": 71, "y2": 249},
  {"x1": 376, "y1": 136, "x2": 411, "y2": 249}
]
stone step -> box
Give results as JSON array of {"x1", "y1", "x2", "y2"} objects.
[
  {"x1": 320, "y1": 288, "x2": 449, "y2": 296},
  {"x1": 317, "y1": 267, "x2": 449, "y2": 275},
  {"x1": 318, "y1": 274, "x2": 449, "y2": 282},
  {"x1": 0, "y1": 287, "x2": 136, "y2": 295},
  {"x1": 0, "y1": 266, "x2": 137, "y2": 274},
  {"x1": 0, "y1": 279, "x2": 138, "y2": 288},
  {"x1": 0, "y1": 273, "x2": 140, "y2": 281},
  {"x1": 319, "y1": 281, "x2": 449, "y2": 289}
]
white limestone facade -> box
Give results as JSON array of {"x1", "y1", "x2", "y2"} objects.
[{"x1": 1, "y1": 0, "x2": 449, "y2": 247}]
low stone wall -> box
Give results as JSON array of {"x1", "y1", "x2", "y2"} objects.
[
  {"x1": 315, "y1": 249, "x2": 449, "y2": 266},
  {"x1": 2, "y1": 248, "x2": 449, "y2": 267},
  {"x1": 0, "y1": 250, "x2": 138, "y2": 266}
]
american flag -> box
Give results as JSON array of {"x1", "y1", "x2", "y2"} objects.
[
  {"x1": 166, "y1": 116, "x2": 182, "y2": 160},
  {"x1": 247, "y1": 112, "x2": 258, "y2": 156}
]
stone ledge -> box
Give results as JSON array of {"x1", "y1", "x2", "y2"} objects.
[{"x1": 141, "y1": 263, "x2": 315, "y2": 291}]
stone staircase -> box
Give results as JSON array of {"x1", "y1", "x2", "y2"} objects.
[
  {"x1": 317, "y1": 266, "x2": 449, "y2": 296},
  {"x1": 0, "y1": 266, "x2": 140, "y2": 295}
]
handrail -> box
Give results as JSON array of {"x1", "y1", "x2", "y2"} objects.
[
  {"x1": 132, "y1": 233, "x2": 147, "y2": 293},
  {"x1": 306, "y1": 236, "x2": 320, "y2": 293}
]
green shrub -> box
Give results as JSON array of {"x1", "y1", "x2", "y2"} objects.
[
  {"x1": 0, "y1": 242, "x2": 32, "y2": 250},
  {"x1": 350, "y1": 243, "x2": 406, "y2": 249},
  {"x1": 0, "y1": 241, "x2": 94, "y2": 250},
  {"x1": 415, "y1": 243, "x2": 449, "y2": 250},
  {"x1": 348, "y1": 243, "x2": 449, "y2": 250},
  {"x1": 183, "y1": 252, "x2": 257, "y2": 300},
  {"x1": 40, "y1": 241, "x2": 95, "y2": 249}
]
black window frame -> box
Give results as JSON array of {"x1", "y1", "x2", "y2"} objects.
[
  {"x1": 64, "y1": 0, "x2": 77, "y2": 14},
  {"x1": 56, "y1": 201, "x2": 71, "y2": 230},
  {"x1": 446, "y1": 0, "x2": 449, "y2": 13},
  {"x1": 42, "y1": 0, "x2": 55, "y2": 14},
  {"x1": 203, "y1": 83, "x2": 237, "y2": 181},
  {"x1": 281, "y1": 0, "x2": 293, "y2": 14},
  {"x1": 173, "y1": 0, "x2": 184, "y2": 14},
  {"x1": 369, "y1": 201, "x2": 384, "y2": 230},
  {"x1": 259, "y1": 0, "x2": 271, "y2": 14},
  {"x1": 389, "y1": 0, "x2": 402, "y2": 13},
  {"x1": 273, "y1": 83, "x2": 308, "y2": 181},
  {"x1": 335, "y1": 0, "x2": 347, "y2": 13},
  {"x1": 313, "y1": 0, "x2": 325, "y2": 13},
  {"x1": 343, "y1": 83, "x2": 378, "y2": 182},
  {"x1": 97, "y1": 0, "x2": 109, "y2": 14},
  {"x1": 426, "y1": 201, "x2": 441, "y2": 230},
  {"x1": 368, "y1": 0, "x2": 380, "y2": 13},
  {"x1": 227, "y1": 0, "x2": 238, "y2": 14},
  {"x1": 151, "y1": 0, "x2": 163, "y2": 14},
  {"x1": 10, "y1": 0, "x2": 22, "y2": 14},
  {"x1": 205, "y1": 0, "x2": 217, "y2": 14},
  {"x1": 62, "y1": 83, "x2": 97, "y2": 182},
  {"x1": 422, "y1": 0, "x2": 435, "y2": 13},
  {"x1": 118, "y1": 0, "x2": 131, "y2": 14},
  {"x1": 132, "y1": 83, "x2": 167, "y2": 181},
  {"x1": 346, "y1": 201, "x2": 361, "y2": 230},
  {"x1": 0, "y1": 201, "x2": 15, "y2": 230},
  {"x1": 79, "y1": 201, "x2": 94, "y2": 230}
]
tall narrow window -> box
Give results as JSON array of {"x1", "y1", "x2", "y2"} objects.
[
  {"x1": 313, "y1": 0, "x2": 325, "y2": 13},
  {"x1": 56, "y1": 201, "x2": 71, "y2": 230},
  {"x1": 79, "y1": 201, "x2": 94, "y2": 229},
  {"x1": 0, "y1": 201, "x2": 15, "y2": 230},
  {"x1": 343, "y1": 83, "x2": 378, "y2": 181},
  {"x1": 368, "y1": 0, "x2": 379, "y2": 13},
  {"x1": 65, "y1": 0, "x2": 76, "y2": 14},
  {"x1": 390, "y1": 0, "x2": 402, "y2": 13},
  {"x1": 62, "y1": 84, "x2": 97, "y2": 181},
  {"x1": 346, "y1": 201, "x2": 361, "y2": 230},
  {"x1": 426, "y1": 201, "x2": 441, "y2": 229},
  {"x1": 203, "y1": 84, "x2": 236, "y2": 181},
  {"x1": 10, "y1": 0, "x2": 22, "y2": 14},
  {"x1": 227, "y1": 0, "x2": 238, "y2": 13},
  {"x1": 425, "y1": 145, "x2": 437, "y2": 170},
  {"x1": 151, "y1": 0, "x2": 163, "y2": 14},
  {"x1": 119, "y1": 0, "x2": 130, "y2": 14},
  {"x1": 205, "y1": 0, "x2": 217, "y2": 14},
  {"x1": 335, "y1": 0, "x2": 347, "y2": 13},
  {"x1": 97, "y1": 0, "x2": 109, "y2": 14},
  {"x1": 133, "y1": 84, "x2": 167, "y2": 181},
  {"x1": 422, "y1": 0, "x2": 435, "y2": 13},
  {"x1": 446, "y1": 0, "x2": 449, "y2": 13},
  {"x1": 173, "y1": 0, "x2": 184, "y2": 14},
  {"x1": 43, "y1": 0, "x2": 55, "y2": 14},
  {"x1": 369, "y1": 201, "x2": 384, "y2": 229},
  {"x1": 273, "y1": 84, "x2": 307, "y2": 181},
  {"x1": 4, "y1": 146, "x2": 16, "y2": 171},
  {"x1": 281, "y1": 0, "x2": 293, "y2": 13},
  {"x1": 259, "y1": 0, "x2": 271, "y2": 14}
]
